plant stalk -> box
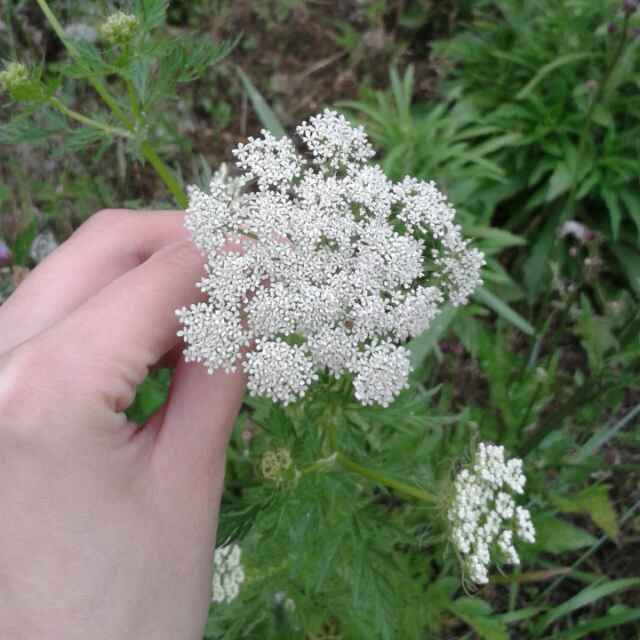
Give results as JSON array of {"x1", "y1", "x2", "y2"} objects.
[
  {"x1": 335, "y1": 451, "x2": 437, "y2": 503},
  {"x1": 49, "y1": 97, "x2": 134, "y2": 139}
]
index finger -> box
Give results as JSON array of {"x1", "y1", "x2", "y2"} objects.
[{"x1": 0, "y1": 209, "x2": 187, "y2": 355}]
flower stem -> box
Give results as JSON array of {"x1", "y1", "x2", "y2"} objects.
[
  {"x1": 49, "y1": 97, "x2": 133, "y2": 139},
  {"x1": 335, "y1": 451, "x2": 437, "y2": 504},
  {"x1": 140, "y1": 141, "x2": 188, "y2": 208}
]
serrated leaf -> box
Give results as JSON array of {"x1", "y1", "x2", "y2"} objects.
[
  {"x1": 135, "y1": 0, "x2": 168, "y2": 30},
  {"x1": 450, "y1": 597, "x2": 509, "y2": 640},
  {"x1": 552, "y1": 485, "x2": 619, "y2": 539},
  {"x1": 531, "y1": 514, "x2": 597, "y2": 554},
  {"x1": 62, "y1": 125, "x2": 110, "y2": 153}
]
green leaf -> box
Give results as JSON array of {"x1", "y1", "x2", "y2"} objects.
[
  {"x1": 135, "y1": 0, "x2": 168, "y2": 31},
  {"x1": 538, "y1": 578, "x2": 640, "y2": 631},
  {"x1": 408, "y1": 306, "x2": 457, "y2": 367},
  {"x1": 236, "y1": 67, "x2": 286, "y2": 139},
  {"x1": 619, "y1": 190, "x2": 640, "y2": 243},
  {"x1": 611, "y1": 244, "x2": 640, "y2": 296},
  {"x1": 572, "y1": 404, "x2": 640, "y2": 463},
  {"x1": 62, "y1": 125, "x2": 109, "y2": 152},
  {"x1": 516, "y1": 53, "x2": 591, "y2": 100},
  {"x1": 125, "y1": 369, "x2": 170, "y2": 424},
  {"x1": 474, "y1": 286, "x2": 535, "y2": 335},
  {"x1": 546, "y1": 162, "x2": 573, "y2": 202},
  {"x1": 450, "y1": 597, "x2": 509, "y2": 640},
  {"x1": 531, "y1": 514, "x2": 597, "y2": 554},
  {"x1": 544, "y1": 608, "x2": 640, "y2": 640},
  {"x1": 552, "y1": 485, "x2": 619, "y2": 539},
  {"x1": 602, "y1": 188, "x2": 623, "y2": 241},
  {"x1": 12, "y1": 217, "x2": 38, "y2": 266}
]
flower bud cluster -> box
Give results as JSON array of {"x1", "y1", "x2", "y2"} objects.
[
  {"x1": 177, "y1": 110, "x2": 484, "y2": 406},
  {"x1": 261, "y1": 448, "x2": 292, "y2": 482},
  {"x1": 0, "y1": 62, "x2": 30, "y2": 93},
  {"x1": 100, "y1": 11, "x2": 138, "y2": 45},
  {"x1": 448, "y1": 443, "x2": 535, "y2": 585},
  {"x1": 211, "y1": 543, "x2": 245, "y2": 604}
]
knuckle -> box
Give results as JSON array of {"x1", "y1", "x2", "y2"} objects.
[
  {"x1": 75, "y1": 208, "x2": 133, "y2": 238},
  {"x1": 0, "y1": 341, "x2": 76, "y2": 453},
  {"x1": 0, "y1": 345, "x2": 47, "y2": 441},
  {"x1": 160, "y1": 239, "x2": 204, "y2": 272}
]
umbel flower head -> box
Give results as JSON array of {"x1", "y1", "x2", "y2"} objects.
[
  {"x1": 212, "y1": 543, "x2": 245, "y2": 604},
  {"x1": 100, "y1": 11, "x2": 138, "y2": 45},
  {"x1": 176, "y1": 110, "x2": 484, "y2": 406},
  {"x1": 448, "y1": 443, "x2": 536, "y2": 585},
  {"x1": 0, "y1": 62, "x2": 30, "y2": 94}
]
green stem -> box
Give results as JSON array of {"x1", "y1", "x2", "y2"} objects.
[
  {"x1": 335, "y1": 452, "x2": 437, "y2": 504},
  {"x1": 140, "y1": 141, "x2": 188, "y2": 208},
  {"x1": 126, "y1": 79, "x2": 141, "y2": 119},
  {"x1": 49, "y1": 97, "x2": 133, "y2": 139}
]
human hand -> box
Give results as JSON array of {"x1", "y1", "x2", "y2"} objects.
[{"x1": 0, "y1": 210, "x2": 245, "y2": 640}]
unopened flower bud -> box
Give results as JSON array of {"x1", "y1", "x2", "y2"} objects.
[
  {"x1": 261, "y1": 448, "x2": 292, "y2": 482},
  {"x1": 623, "y1": 0, "x2": 639, "y2": 15},
  {"x1": 100, "y1": 11, "x2": 138, "y2": 45},
  {"x1": 0, "y1": 61, "x2": 30, "y2": 93}
]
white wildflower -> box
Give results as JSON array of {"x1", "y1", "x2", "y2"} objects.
[
  {"x1": 177, "y1": 109, "x2": 484, "y2": 406},
  {"x1": 449, "y1": 442, "x2": 536, "y2": 585},
  {"x1": 0, "y1": 62, "x2": 29, "y2": 93},
  {"x1": 100, "y1": 11, "x2": 138, "y2": 45},
  {"x1": 212, "y1": 543, "x2": 245, "y2": 604}
]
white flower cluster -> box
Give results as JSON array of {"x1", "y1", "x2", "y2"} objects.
[
  {"x1": 211, "y1": 543, "x2": 245, "y2": 604},
  {"x1": 177, "y1": 110, "x2": 484, "y2": 406},
  {"x1": 100, "y1": 11, "x2": 138, "y2": 45},
  {"x1": 448, "y1": 443, "x2": 536, "y2": 585}
]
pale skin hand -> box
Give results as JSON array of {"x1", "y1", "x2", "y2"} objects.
[{"x1": 0, "y1": 210, "x2": 245, "y2": 640}]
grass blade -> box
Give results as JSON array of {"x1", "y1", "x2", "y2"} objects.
[{"x1": 236, "y1": 67, "x2": 286, "y2": 138}]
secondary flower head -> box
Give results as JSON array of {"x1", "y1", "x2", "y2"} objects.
[
  {"x1": 212, "y1": 543, "x2": 245, "y2": 604},
  {"x1": 261, "y1": 447, "x2": 292, "y2": 482},
  {"x1": 0, "y1": 62, "x2": 30, "y2": 94},
  {"x1": 448, "y1": 443, "x2": 536, "y2": 585},
  {"x1": 177, "y1": 110, "x2": 484, "y2": 406},
  {"x1": 100, "y1": 11, "x2": 138, "y2": 45}
]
